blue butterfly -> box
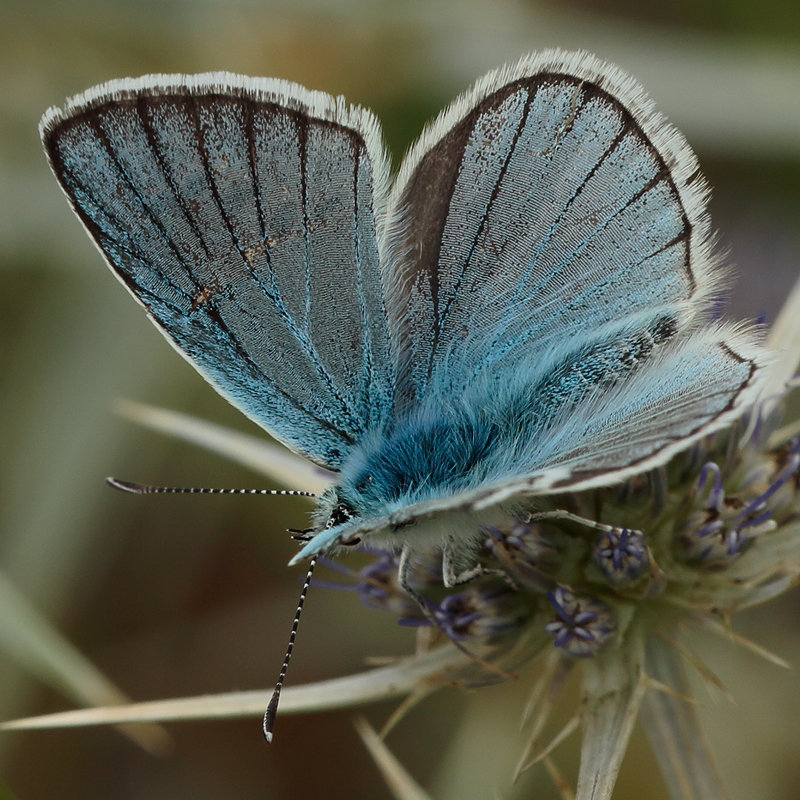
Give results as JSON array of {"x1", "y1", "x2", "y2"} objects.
[{"x1": 41, "y1": 50, "x2": 767, "y2": 596}]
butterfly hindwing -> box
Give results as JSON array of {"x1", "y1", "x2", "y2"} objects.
[
  {"x1": 469, "y1": 325, "x2": 766, "y2": 502},
  {"x1": 41, "y1": 74, "x2": 394, "y2": 469},
  {"x1": 292, "y1": 323, "x2": 766, "y2": 564}
]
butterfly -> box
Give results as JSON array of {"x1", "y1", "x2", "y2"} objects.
[{"x1": 41, "y1": 49, "x2": 768, "y2": 598}]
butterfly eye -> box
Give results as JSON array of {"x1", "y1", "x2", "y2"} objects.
[{"x1": 327, "y1": 499, "x2": 356, "y2": 529}]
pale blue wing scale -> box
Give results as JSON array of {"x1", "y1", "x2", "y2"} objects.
[
  {"x1": 386, "y1": 64, "x2": 706, "y2": 404},
  {"x1": 42, "y1": 78, "x2": 394, "y2": 468}
]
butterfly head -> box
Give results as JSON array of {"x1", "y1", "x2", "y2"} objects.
[
  {"x1": 322, "y1": 492, "x2": 358, "y2": 531},
  {"x1": 287, "y1": 487, "x2": 365, "y2": 564}
]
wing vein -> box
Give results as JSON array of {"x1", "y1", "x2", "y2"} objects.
[{"x1": 428, "y1": 85, "x2": 534, "y2": 384}]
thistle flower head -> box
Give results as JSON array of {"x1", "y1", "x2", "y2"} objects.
[{"x1": 544, "y1": 588, "x2": 617, "y2": 658}]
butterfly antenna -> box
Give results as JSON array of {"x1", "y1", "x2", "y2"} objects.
[
  {"x1": 106, "y1": 477, "x2": 317, "y2": 499},
  {"x1": 263, "y1": 556, "x2": 317, "y2": 744},
  {"x1": 108, "y1": 475, "x2": 319, "y2": 740}
]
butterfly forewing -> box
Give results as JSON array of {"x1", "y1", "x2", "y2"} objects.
[
  {"x1": 41, "y1": 75, "x2": 394, "y2": 469},
  {"x1": 385, "y1": 55, "x2": 714, "y2": 407}
]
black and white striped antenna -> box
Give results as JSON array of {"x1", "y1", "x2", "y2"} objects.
[
  {"x1": 106, "y1": 477, "x2": 318, "y2": 500},
  {"x1": 107, "y1": 475, "x2": 320, "y2": 743},
  {"x1": 262, "y1": 556, "x2": 317, "y2": 743}
]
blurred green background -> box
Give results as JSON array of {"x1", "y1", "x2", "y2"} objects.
[{"x1": 1, "y1": 0, "x2": 799, "y2": 798}]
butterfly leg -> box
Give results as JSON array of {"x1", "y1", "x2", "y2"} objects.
[
  {"x1": 398, "y1": 545, "x2": 518, "y2": 680},
  {"x1": 396, "y1": 545, "x2": 517, "y2": 616},
  {"x1": 442, "y1": 544, "x2": 519, "y2": 590},
  {"x1": 397, "y1": 545, "x2": 436, "y2": 619},
  {"x1": 526, "y1": 509, "x2": 623, "y2": 534}
]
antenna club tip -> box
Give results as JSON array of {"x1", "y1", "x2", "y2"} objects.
[
  {"x1": 106, "y1": 477, "x2": 139, "y2": 493},
  {"x1": 263, "y1": 710, "x2": 277, "y2": 745}
]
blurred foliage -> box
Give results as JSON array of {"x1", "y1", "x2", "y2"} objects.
[{"x1": 550, "y1": 0, "x2": 800, "y2": 41}]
